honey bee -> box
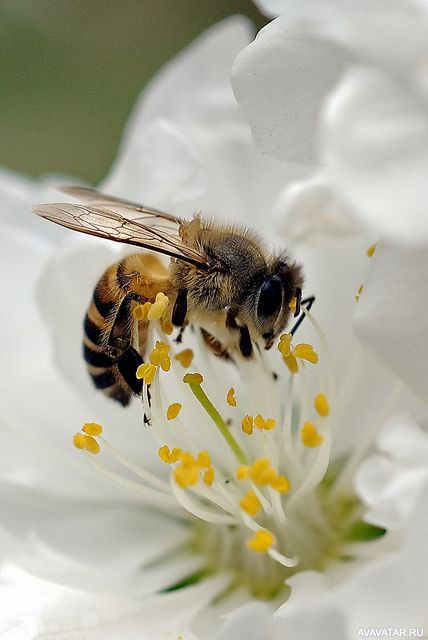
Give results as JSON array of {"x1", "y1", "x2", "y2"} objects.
[{"x1": 33, "y1": 187, "x2": 305, "y2": 406}]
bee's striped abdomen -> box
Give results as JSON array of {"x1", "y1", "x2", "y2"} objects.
[
  {"x1": 83, "y1": 265, "x2": 134, "y2": 406},
  {"x1": 82, "y1": 254, "x2": 171, "y2": 407}
]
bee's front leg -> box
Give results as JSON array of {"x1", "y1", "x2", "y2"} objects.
[{"x1": 225, "y1": 306, "x2": 253, "y2": 358}]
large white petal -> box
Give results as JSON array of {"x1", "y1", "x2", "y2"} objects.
[
  {"x1": 0, "y1": 563, "x2": 228, "y2": 640},
  {"x1": 232, "y1": 17, "x2": 350, "y2": 164},
  {"x1": 0, "y1": 482, "x2": 194, "y2": 595},
  {"x1": 354, "y1": 241, "x2": 428, "y2": 401},
  {"x1": 323, "y1": 67, "x2": 428, "y2": 243}
]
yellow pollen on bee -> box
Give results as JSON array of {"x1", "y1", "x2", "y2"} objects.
[
  {"x1": 82, "y1": 422, "x2": 103, "y2": 436},
  {"x1": 174, "y1": 348, "x2": 194, "y2": 368},
  {"x1": 289, "y1": 297, "x2": 297, "y2": 313},
  {"x1": 253, "y1": 414, "x2": 276, "y2": 431},
  {"x1": 160, "y1": 316, "x2": 174, "y2": 335},
  {"x1": 133, "y1": 301, "x2": 152, "y2": 321},
  {"x1": 183, "y1": 372, "x2": 204, "y2": 385},
  {"x1": 147, "y1": 292, "x2": 169, "y2": 321},
  {"x1": 355, "y1": 284, "x2": 364, "y2": 302},
  {"x1": 246, "y1": 529, "x2": 275, "y2": 553},
  {"x1": 196, "y1": 451, "x2": 211, "y2": 468},
  {"x1": 227, "y1": 388, "x2": 237, "y2": 407},
  {"x1": 239, "y1": 490, "x2": 261, "y2": 516},
  {"x1": 136, "y1": 362, "x2": 157, "y2": 384},
  {"x1": 241, "y1": 415, "x2": 254, "y2": 435},
  {"x1": 167, "y1": 403, "x2": 182, "y2": 420},
  {"x1": 314, "y1": 393, "x2": 330, "y2": 417},
  {"x1": 158, "y1": 445, "x2": 182, "y2": 464},
  {"x1": 366, "y1": 243, "x2": 377, "y2": 257},
  {"x1": 300, "y1": 421, "x2": 324, "y2": 448},
  {"x1": 293, "y1": 343, "x2": 319, "y2": 364},
  {"x1": 203, "y1": 467, "x2": 214, "y2": 486}
]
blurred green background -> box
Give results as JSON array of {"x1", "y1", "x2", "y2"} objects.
[{"x1": 1, "y1": 1, "x2": 264, "y2": 184}]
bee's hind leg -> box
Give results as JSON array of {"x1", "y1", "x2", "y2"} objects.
[{"x1": 105, "y1": 292, "x2": 144, "y2": 395}]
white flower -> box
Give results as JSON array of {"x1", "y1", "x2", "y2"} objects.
[
  {"x1": 232, "y1": 0, "x2": 428, "y2": 243},
  {"x1": 1, "y1": 14, "x2": 428, "y2": 640}
]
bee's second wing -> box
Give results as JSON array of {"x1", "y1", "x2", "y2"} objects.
[{"x1": 32, "y1": 202, "x2": 209, "y2": 268}]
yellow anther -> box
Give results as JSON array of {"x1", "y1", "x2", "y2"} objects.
[
  {"x1": 241, "y1": 415, "x2": 254, "y2": 435},
  {"x1": 246, "y1": 529, "x2": 275, "y2": 553},
  {"x1": 160, "y1": 316, "x2": 174, "y2": 335},
  {"x1": 73, "y1": 433, "x2": 100, "y2": 454},
  {"x1": 355, "y1": 284, "x2": 364, "y2": 302},
  {"x1": 249, "y1": 458, "x2": 277, "y2": 485},
  {"x1": 227, "y1": 388, "x2": 237, "y2": 407},
  {"x1": 136, "y1": 362, "x2": 156, "y2": 384},
  {"x1": 366, "y1": 243, "x2": 377, "y2": 257},
  {"x1": 253, "y1": 415, "x2": 276, "y2": 431},
  {"x1": 82, "y1": 422, "x2": 103, "y2": 436},
  {"x1": 314, "y1": 393, "x2": 329, "y2": 417},
  {"x1": 283, "y1": 353, "x2": 299, "y2": 374},
  {"x1": 73, "y1": 433, "x2": 86, "y2": 450},
  {"x1": 175, "y1": 348, "x2": 194, "y2": 368},
  {"x1": 236, "y1": 465, "x2": 249, "y2": 480},
  {"x1": 82, "y1": 435, "x2": 100, "y2": 455},
  {"x1": 147, "y1": 292, "x2": 169, "y2": 321},
  {"x1": 196, "y1": 451, "x2": 211, "y2": 468},
  {"x1": 174, "y1": 465, "x2": 199, "y2": 488},
  {"x1": 183, "y1": 372, "x2": 204, "y2": 385},
  {"x1": 289, "y1": 297, "x2": 297, "y2": 313},
  {"x1": 203, "y1": 467, "x2": 214, "y2": 486},
  {"x1": 271, "y1": 475, "x2": 290, "y2": 493},
  {"x1": 133, "y1": 302, "x2": 152, "y2": 321},
  {"x1": 239, "y1": 490, "x2": 261, "y2": 516},
  {"x1": 167, "y1": 403, "x2": 182, "y2": 420},
  {"x1": 150, "y1": 349, "x2": 171, "y2": 372},
  {"x1": 158, "y1": 445, "x2": 182, "y2": 464},
  {"x1": 155, "y1": 340, "x2": 170, "y2": 353},
  {"x1": 180, "y1": 451, "x2": 197, "y2": 467},
  {"x1": 300, "y1": 421, "x2": 324, "y2": 448},
  {"x1": 293, "y1": 343, "x2": 319, "y2": 364},
  {"x1": 278, "y1": 333, "x2": 292, "y2": 358}
]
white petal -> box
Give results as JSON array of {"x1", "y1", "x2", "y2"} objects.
[
  {"x1": 0, "y1": 564, "x2": 228, "y2": 640},
  {"x1": 212, "y1": 602, "x2": 276, "y2": 640},
  {"x1": 323, "y1": 67, "x2": 428, "y2": 242},
  {"x1": 376, "y1": 413, "x2": 428, "y2": 463},
  {"x1": 271, "y1": 174, "x2": 361, "y2": 242},
  {"x1": 0, "y1": 482, "x2": 194, "y2": 595},
  {"x1": 232, "y1": 16, "x2": 351, "y2": 163},
  {"x1": 104, "y1": 118, "x2": 206, "y2": 211},
  {"x1": 354, "y1": 241, "x2": 428, "y2": 401}
]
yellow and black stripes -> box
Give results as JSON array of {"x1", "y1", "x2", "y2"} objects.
[{"x1": 82, "y1": 253, "x2": 171, "y2": 407}]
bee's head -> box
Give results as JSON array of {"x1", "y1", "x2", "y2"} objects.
[{"x1": 254, "y1": 258, "x2": 304, "y2": 349}]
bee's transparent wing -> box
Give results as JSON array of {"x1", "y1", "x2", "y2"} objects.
[
  {"x1": 60, "y1": 185, "x2": 179, "y2": 231},
  {"x1": 32, "y1": 201, "x2": 209, "y2": 268}
]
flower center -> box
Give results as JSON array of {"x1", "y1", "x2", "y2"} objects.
[{"x1": 73, "y1": 292, "x2": 386, "y2": 600}]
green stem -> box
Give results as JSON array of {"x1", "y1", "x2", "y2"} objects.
[{"x1": 189, "y1": 382, "x2": 247, "y2": 464}]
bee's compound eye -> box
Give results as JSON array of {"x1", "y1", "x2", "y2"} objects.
[{"x1": 257, "y1": 277, "x2": 283, "y2": 320}]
